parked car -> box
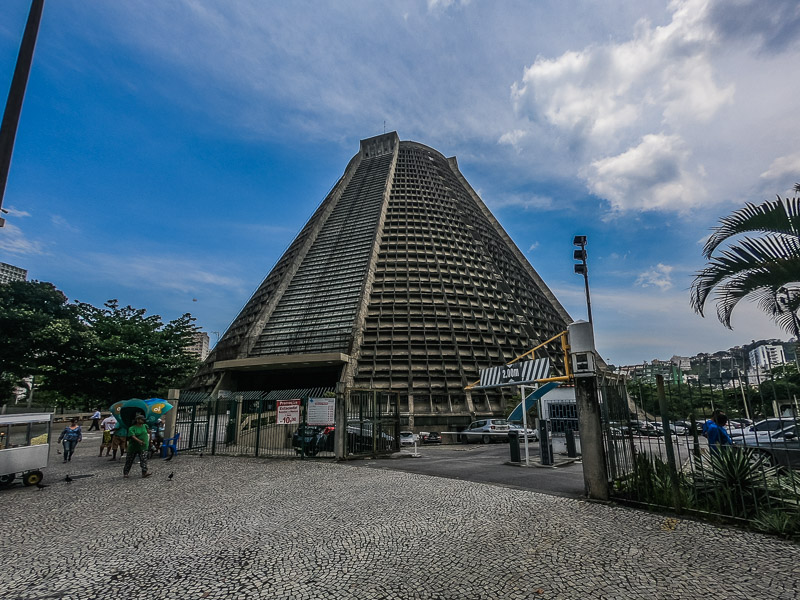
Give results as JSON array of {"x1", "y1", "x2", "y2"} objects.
[
  {"x1": 460, "y1": 419, "x2": 510, "y2": 444},
  {"x1": 508, "y1": 422, "x2": 539, "y2": 441},
  {"x1": 421, "y1": 431, "x2": 442, "y2": 444},
  {"x1": 632, "y1": 422, "x2": 662, "y2": 436},
  {"x1": 345, "y1": 422, "x2": 396, "y2": 453},
  {"x1": 674, "y1": 420, "x2": 702, "y2": 434},
  {"x1": 735, "y1": 423, "x2": 800, "y2": 469},
  {"x1": 399, "y1": 431, "x2": 419, "y2": 446},
  {"x1": 652, "y1": 422, "x2": 688, "y2": 436},
  {"x1": 608, "y1": 426, "x2": 631, "y2": 438},
  {"x1": 730, "y1": 418, "x2": 798, "y2": 442},
  {"x1": 292, "y1": 425, "x2": 334, "y2": 456}
]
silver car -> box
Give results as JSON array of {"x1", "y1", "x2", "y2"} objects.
[
  {"x1": 735, "y1": 423, "x2": 800, "y2": 469},
  {"x1": 460, "y1": 419, "x2": 510, "y2": 444},
  {"x1": 730, "y1": 418, "x2": 798, "y2": 443},
  {"x1": 508, "y1": 422, "x2": 539, "y2": 441}
]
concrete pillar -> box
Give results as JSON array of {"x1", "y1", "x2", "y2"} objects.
[
  {"x1": 569, "y1": 320, "x2": 609, "y2": 501},
  {"x1": 165, "y1": 389, "x2": 179, "y2": 438},
  {"x1": 575, "y1": 376, "x2": 609, "y2": 500}
]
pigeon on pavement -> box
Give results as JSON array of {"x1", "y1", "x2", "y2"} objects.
[
  {"x1": 168, "y1": 472, "x2": 174, "y2": 480},
  {"x1": 64, "y1": 475, "x2": 73, "y2": 483}
]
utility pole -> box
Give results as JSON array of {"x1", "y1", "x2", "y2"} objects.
[{"x1": 0, "y1": 0, "x2": 45, "y2": 226}]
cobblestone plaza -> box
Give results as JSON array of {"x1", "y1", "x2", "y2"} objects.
[{"x1": 2, "y1": 436, "x2": 798, "y2": 600}]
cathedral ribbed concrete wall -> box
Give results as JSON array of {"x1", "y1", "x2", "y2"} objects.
[{"x1": 191, "y1": 132, "x2": 570, "y2": 428}]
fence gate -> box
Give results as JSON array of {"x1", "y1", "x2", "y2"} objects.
[
  {"x1": 345, "y1": 389, "x2": 400, "y2": 457},
  {"x1": 173, "y1": 391, "x2": 212, "y2": 452}
]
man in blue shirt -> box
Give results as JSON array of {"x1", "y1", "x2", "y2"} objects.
[{"x1": 707, "y1": 413, "x2": 733, "y2": 455}]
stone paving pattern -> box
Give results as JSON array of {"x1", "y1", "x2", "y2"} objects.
[{"x1": 1, "y1": 433, "x2": 798, "y2": 600}]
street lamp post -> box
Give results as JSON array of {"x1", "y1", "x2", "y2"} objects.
[{"x1": 0, "y1": 0, "x2": 45, "y2": 226}]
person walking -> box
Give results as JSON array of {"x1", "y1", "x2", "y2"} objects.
[
  {"x1": 88, "y1": 408, "x2": 102, "y2": 431},
  {"x1": 99, "y1": 414, "x2": 117, "y2": 457},
  {"x1": 109, "y1": 428, "x2": 127, "y2": 462},
  {"x1": 701, "y1": 409, "x2": 722, "y2": 437},
  {"x1": 707, "y1": 412, "x2": 733, "y2": 455},
  {"x1": 123, "y1": 414, "x2": 152, "y2": 479},
  {"x1": 57, "y1": 418, "x2": 83, "y2": 462}
]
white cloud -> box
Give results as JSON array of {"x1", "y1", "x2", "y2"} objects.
[
  {"x1": 512, "y1": 0, "x2": 732, "y2": 144},
  {"x1": 635, "y1": 263, "x2": 674, "y2": 290},
  {"x1": 509, "y1": 0, "x2": 749, "y2": 213},
  {"x1": 586, "y1": 133, "x2": 704, "y2": 212},
  {"x1": 0, "y1": 223, "x2": 45, "y2": 255},
  {"x1": 427, "y1": 0, "x2": 470, "y2": 11},
  {"x1": 488, "y1": 194, "x2": 555, "y2": 211},
  {"x1": 85, "y1": 253, "x2": 246, "y2": 295},
  {"x1": 527, "y1": 242, "x2": 539, "y2": 252},
  {"x1": 760, "y1": 152, "x2": 800, "y2": 184},
  {"x1": 5, "y1": 206, "x2": 31, "y2": 218},
  {"x1": 498, "y1": 129, "x2": 528, "y2": 152},
  {"x1": 50, "y1": 214, "x2": 81, "y2": 234}
]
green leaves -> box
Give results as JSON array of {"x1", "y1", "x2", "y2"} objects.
[
  {"x1": 0, "y1": 281, "x2": 201, "y2": 407},
  {"x1": 691, "y1": 192, "x2": 800, "y2": 335}
]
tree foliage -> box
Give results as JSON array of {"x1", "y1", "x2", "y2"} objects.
[
  {"x1": 691, "y1": 184, "x2": 800, "y2": 335},
  {"x1": 0, "y1": 281, "x2": 86, "y2": 398},
  {"x1": 0, "y1": 281, "x2": 200, "y2": 407}
]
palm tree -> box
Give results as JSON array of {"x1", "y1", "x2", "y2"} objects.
[{"x1": 691, "y1": 184, "x2": 800, "y2": 337}]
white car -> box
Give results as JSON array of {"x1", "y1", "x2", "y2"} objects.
[
  {"x1": 459, "y1": 419, "x2": 510, "y2": 444},
  {"x1": 652, "y1": 422, "x2": 688, "y2": 436},
  {"x1": 399, "y1": 431, "x2": 419, "y2": 446},
  {"x1": 508, "y1": 422, "x2": 539, "y2": 441}
]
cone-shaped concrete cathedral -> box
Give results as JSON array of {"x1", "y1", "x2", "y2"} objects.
[{"x1": 192, "y1": 132, "x2": 571, "y2": 429}]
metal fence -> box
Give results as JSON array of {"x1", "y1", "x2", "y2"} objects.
[
  {"x1": 172, "y1": 387, "x2": 400, "y2": 459},
  {"x1": 601, "y1": 372, "x2": 800, "y2": 531},
  {"x1": 345, "y1": 389, "x2": 400, "y2": 457},
  {"x1": 173, "y1": 389, "x2": 336, "y2": 458}
]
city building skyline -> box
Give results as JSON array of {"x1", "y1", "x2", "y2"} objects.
[{"x1": 0, "y1": 261, "x2": 26, "y2": 284}]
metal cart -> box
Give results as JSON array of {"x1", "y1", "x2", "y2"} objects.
[{"x1": 0, "y1": 413, "x2": 53, "y2": 487}]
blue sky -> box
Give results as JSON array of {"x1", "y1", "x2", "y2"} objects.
[{"x1": 1, "y1": 0, "x2": 799, "y2": 365}]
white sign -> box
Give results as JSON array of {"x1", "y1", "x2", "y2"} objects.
[
  {"x1": 277, "y1": 400, "x2": 301, "y2": 425},
  {"x1": 307, "y1": 397, "x2": 335, "y2": 426}
]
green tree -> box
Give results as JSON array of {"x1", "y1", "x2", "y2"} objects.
[
  {"x1": 0, "y1": 281, "x2": 86, "y2": 400},
  {"x1": 1, "y1": 282, "x2": 201, "y2": 407},
  {"x1": 691, "y1": 184, "x2": 800, "y2": 335},
  {"x1": 52, "y1": 300, "x2": 201, "y2": 404}
]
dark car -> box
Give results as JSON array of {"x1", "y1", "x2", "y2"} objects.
[
  {"x1": 292, "y1": 425, "x2": 334, "y2": 456},
  {"x1": 421, "y1": 431, "x2": 441, "y2": 444}
]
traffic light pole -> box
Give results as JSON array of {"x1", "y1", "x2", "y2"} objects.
[{"x1": 573, "y1": 236, "x2": 593, "y2": 325}]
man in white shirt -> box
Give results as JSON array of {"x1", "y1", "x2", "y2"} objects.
[
  {"x1": 99, "y1": 414, "x2": 116, "y2": 457},
  {"x1": 88, "y1": 408, "x2": 102, "y2": 431}
]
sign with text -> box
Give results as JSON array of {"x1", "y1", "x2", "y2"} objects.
[
  {"x1": 478, "y1": 358, "x2": 550, "y2": 389},
  {"x1": 276, "y1": 400, "x2": 301, "y2": 425},
  {"x1": 307, "y1": 397, "x2": 335, "y2": 426}
]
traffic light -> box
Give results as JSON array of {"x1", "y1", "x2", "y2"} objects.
[
  {"x1": 573, "y1": 235, "x2": 593, "y2": 324},
  {"x1": 573, "y1": 236, "x2": 587, "y2": 275}
]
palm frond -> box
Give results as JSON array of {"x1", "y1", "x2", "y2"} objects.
[
  {"x1": 691, "y1": 234, "x2": 800, "y2": 312},
  {"x1": 703, "y1": 197, "x2": 800, "y2": 258}
]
